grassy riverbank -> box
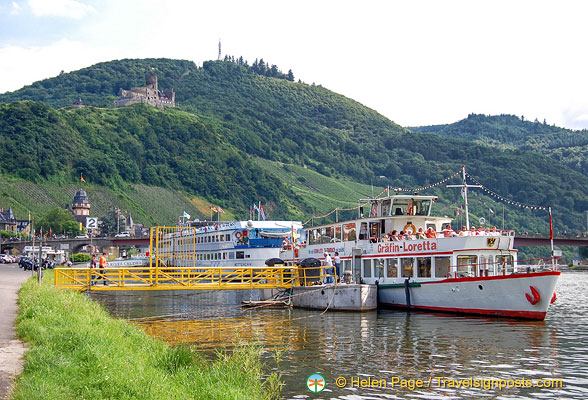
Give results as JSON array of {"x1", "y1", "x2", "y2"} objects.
[{"x1": 14, "y1": 272, "x2": 280, "y2": 399}]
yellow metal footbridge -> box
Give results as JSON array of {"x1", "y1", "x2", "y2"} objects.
[{"x1": 54, "y1": 226, "x2": 332, "y2": 291}]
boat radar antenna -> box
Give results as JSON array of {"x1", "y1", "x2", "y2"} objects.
[{"x1": 446, "y1": 165, "x2": 481, "y2": 230}]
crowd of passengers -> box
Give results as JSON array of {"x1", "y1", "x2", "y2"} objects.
[{"x1": 372, "y1": 225, "x2": 501, "y2": 242}]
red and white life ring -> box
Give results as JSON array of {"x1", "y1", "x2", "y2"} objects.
[
  {"x1": 525, "y1": 285, "x2": 541, "y2": 305},
  {"x1": 235, "y1": 231, "x2": 242, "y2": 239}
]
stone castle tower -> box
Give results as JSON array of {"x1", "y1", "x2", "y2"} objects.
[{"x1": 112, "y1": 74, "x2": 175, "y2": 109}]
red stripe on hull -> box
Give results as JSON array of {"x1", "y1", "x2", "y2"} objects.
[
  {"x1": 379, "y1": 303, "x2": 548, "y2": 320},
  {"x1": 420, "y1": 270, "x2": 560, "y2": 284}
]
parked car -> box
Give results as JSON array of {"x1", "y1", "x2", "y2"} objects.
[
  {"x1": 114, "y1": 232, "x2": 131, "y2": 238},
  {"x1": 75, "y1": 234, "x2": 89, "y2": 239}
]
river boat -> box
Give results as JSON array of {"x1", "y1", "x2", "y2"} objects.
[
  {"x1": 279, "y1": 176, "x2": 560, "y2": 320},
  {"x1": 160, "y1": 220, "x2": 303, "y2": 268}
]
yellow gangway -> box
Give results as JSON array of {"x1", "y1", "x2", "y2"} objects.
[{"x1": 54, "y1": 226, "x2": 334, "y2": 291}]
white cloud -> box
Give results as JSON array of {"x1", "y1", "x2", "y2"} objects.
[
  {"x1": 10, "y1": 1, "x2": 21, "y2": 15},
  {"x1": 0, "y1": 39, "x2": 123, "y2": 93},
  {"x1": 27, "y1": 0, "x2": 95, "y2": 19}
]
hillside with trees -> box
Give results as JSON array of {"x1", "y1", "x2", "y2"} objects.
[
  {"x1": 1, "y1": 59, "x2": 587, "y2": 241},
  {"x1": 410, "y1": 113, "x2": 588, "y2": 176}
]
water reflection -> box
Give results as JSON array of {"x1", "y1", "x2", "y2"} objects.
[{"x1": 92, "y1": 273, "x2": 588, "y2": 399}]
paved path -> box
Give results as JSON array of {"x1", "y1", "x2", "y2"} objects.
[{"x1": 0, "y1": 264, "x2": 30, "y2": 400}]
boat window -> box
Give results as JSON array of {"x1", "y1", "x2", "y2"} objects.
[
  {"x1": 457, "y1": 255, "x2": 477, "y2": 277},
  {"x1": 229, "y1": 252, "x2": 234, "y2": 259},
  {"x1": 381, "y1": 199, "x2": 391, "y2": 217},
  {"x1": 434, "y1": 256, "x2": 450, "y2": 278},
  {"x1": 386, "y1": 258, "x2": 398, "y2": 278},
  {"x1": 486, "y1": 255, "x2": 494, "y2": 276},
  {"x1": 497, "y1": 255, "x2": 514, "y2": 275},
  {"x1": 208, "y1": 236, "x2": 211, "y2": 243},
  {"x1": 236, "y1": 251, "x2": 245, "y2": 259},
  {"x1": 401, "y1": 258, "x2": 414, "y2": 277},
  {"x1": 343, "y1": 223, "x2": 356, "y2": 241},
  {"x1": 359, "y1": 222, "x2": 368, "y2": 240},
  {"x1": 363, "y1": 259, "x2": 372, "y2": 278},
  {"x1": 226, "y1": 234, "x2": 231, "y2": 241},
  {"x1": 417, "y1": 200, "x2": 431, "y2": 216},
  {"x1": 343, "y1": 259, "x2": 352, "y2": 273},
  {"x1": 369, "y1": 222, "x2": 380, "y2": 241},
  {"x1": 375, "y1": 258, "x2": 385, "y2": 278},
  {"x1": 479, "y1": 255, "x2": 487, "y2": 277},
  {"x1": 334, "y1": 225, "x2": 342, "y2": 242},
  {"x1": 417, "y1": 257, "x2": 432, "y2": 277},
  {"x1": 327, "y1": 227, "x2": 335, "y2": 243},
  {"x1": 317, "y1": 227, "x2": 327, "y2": 244},
  {"x1": 370, "y1": 202, "x2": 378, "y2": 217},
  {"x1": 309, "y1": 229, "x2": 318, "y2": 245}
]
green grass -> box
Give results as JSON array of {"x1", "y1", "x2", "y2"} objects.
[{"x1": 14, "y1": 271, "x2": 281, "y2": 400}]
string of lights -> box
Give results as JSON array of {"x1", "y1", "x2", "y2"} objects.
[
  {"x1": 465, "y1": 172, "x2": 548, "y2": 211},
  {"x1": 389, "y1": 169, "x2": 462, "y2": 194}
]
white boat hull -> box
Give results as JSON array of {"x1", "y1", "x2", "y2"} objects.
[{"x1": 378, "y1": 271, "x2": 560, "y2": 320}]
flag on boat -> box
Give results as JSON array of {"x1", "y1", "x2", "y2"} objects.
[
  {"x1": 183, "y1": 211, "x2": 191, "y2": 219},
  {"x1": 489, "y1": 208, "x2": 495, "y2": 215},
  {"x1": 210, "y1": 205, "x2": 218, "y2": 212},
  {"x1": 217, "y1": 206, "x2": 225, "y2": 214}
]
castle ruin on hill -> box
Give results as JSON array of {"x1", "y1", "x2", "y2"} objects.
[{"x1": 112, "y1": 75, "x2": 175, "y2": 109}]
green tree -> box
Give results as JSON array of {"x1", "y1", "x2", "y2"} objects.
[
  {"x1": 37, "y1": 207, "x2": 76, "y2": 234},
  {"x1": 63, "y1": 221, "x2": 82, "y2": 237}
]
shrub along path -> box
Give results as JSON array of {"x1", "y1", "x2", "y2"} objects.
[{"x1": 0, "y1": 264, "x2": 29, "y2": 400}]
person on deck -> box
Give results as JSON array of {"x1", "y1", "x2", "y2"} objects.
[
  {"x1": 415, "y1": 227, "x2": 426, "y2": 239},
  {"x1": 425, "y1": 227, "x2": 437, "y2": 238},
  {"x1": 334, "y1": 252, "x2": 341, "y2": 283},
  {"x1": 390, "y1": 230, "x2": 400, "y2": 241},
  {"x1": 90, "y1": 253, "x2": 97, "y2": 286},
  {"x1": 99, "y1": 252, "x2": 108, "y2": 285},
  {"x1": 443, "y1": 224, "x2": 457, "y2": 237},
  {"x1": 323, "y1": 252, "x2": 334, "y2": 284},
  {"x1": 459, "y1": 226, "x2": 468, "y2": 236}
]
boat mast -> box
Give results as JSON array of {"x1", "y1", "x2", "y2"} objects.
[{"x1": 447, "y1": 165, "x2": 481, "y2": 230}]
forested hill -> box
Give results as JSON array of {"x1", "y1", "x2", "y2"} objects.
[
  {"x1": 410, "y1": 113, "x2": 588, "y2": 176},
  {"x1": 1, "y1": 59, "x2": 588, "y2": 234}
]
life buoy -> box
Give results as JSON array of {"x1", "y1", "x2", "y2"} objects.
[
  {"x1": 550, "y1": 292, "x2": 557, "y2": 304},
  {"x1": 235, "y1": 231, "x2": 242, "y2": 239},
  {"x1": 403, "y1": 223, "x2": 416, "y2": 234},
  {"x1": 525, "y1": 285, "x2": 541, "y2": 305}
]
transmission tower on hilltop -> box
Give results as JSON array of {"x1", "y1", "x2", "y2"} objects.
[{"x1": 218, "y1": 39, "x2": 221, "y2": 60}]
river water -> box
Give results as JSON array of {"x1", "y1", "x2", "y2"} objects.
[{"x1": 92, "y1": 272, "x2": 588, "y2": 399}]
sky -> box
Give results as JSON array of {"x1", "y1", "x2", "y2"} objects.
[{"x1": 1, "y1": 0, "x2": 588, "y2": 129}]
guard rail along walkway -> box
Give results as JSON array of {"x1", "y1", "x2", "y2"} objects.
[{"x1": 54, "y1": 226, "x2": 334, "y2": 291}]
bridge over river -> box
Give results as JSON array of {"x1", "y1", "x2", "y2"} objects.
[
  {"x1": 0, "y1": 236, "x2": 150, "y2": 255},
  {"x1": 3, "y1": 235, "x2": 588, "y2": 256}
]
